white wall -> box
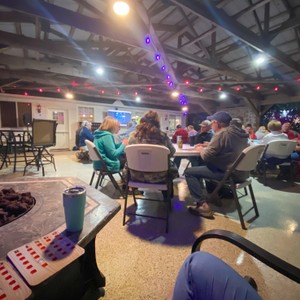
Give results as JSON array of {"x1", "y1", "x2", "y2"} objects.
[{"x1": 0, "y1": 94, "x2": 183, "y2": 149}]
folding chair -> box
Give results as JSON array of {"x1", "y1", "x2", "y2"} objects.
[
  {"x1": 123, "y1": 144, "x2": 173, "y2": 232},
  {"x1": 0, "y1": 131, "x2": 10, "y2": 169},
  {"x1": 257, "y1": 140, "x2": 297, "y2": 185},
  {"x1": 205, "y1": 144, "x2": 266, "y2": 230},
  {"x1": 85, "y1": 140, "x2": 124, "y2": 197},
  {"x1": 23, "y1": 119, "x2": 57, "y2": 176}
]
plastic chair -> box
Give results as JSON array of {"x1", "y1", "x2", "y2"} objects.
[
  {"x1": 257, "y1": 140, "x2": 297, "y2": 185},
  {"x1": 0, "y1": 131, "x2": 10, "y2": 169},
  {"x1": 123, "y1": 144, "x2": 173, "y2": 232},
  {"x1": 204, "y1": 144, "x2": 266, "y2": 229},
  {"x1": 85, "y1": 139, "x2": 124, "y2": 197},
  {"x1": 23, "y1": 119, "x2": 57, "y2": 176}
]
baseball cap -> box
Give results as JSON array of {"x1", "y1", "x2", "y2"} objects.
[
  {"x1": 199, "y1": 120, "x2": 211, "y2": 127},
  {"x1": 207, "y1": 111, "x2": 232, "y2": 124}
]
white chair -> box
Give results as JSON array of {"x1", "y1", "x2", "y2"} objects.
[
  {"x1": 85, "y1": 139, "x2": 124, "y2": 197},
  {"x1": 258, "y1": 140, "x2": 297, "y2": 185},
  {"x1": 123, "y1": 144, "x2": 173, "y2": 232},
  {"x1": 205, "y1": 145, "x2": 266, "y2": 229}
]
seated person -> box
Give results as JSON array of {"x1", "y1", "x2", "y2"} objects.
[
  {"x1": 119, "y1": 117, "x2": 138, "y2": 138},
  {"x1": 171, "y1": 252, "x2": 261, "y2": 300},
  {"x1": 172, "y1": 125, "x2": 189, "y2": 144},
  {"x1": 185, "y1": 111, "x2": 249, "y2": 218},
  {"x1": 128, "y1": 110, "x2": 177, "y2": 197},
  {"x1": 93, "y1": 117, "x2": 128, "y2": 172},
  {"x1": 245, "y1": 123, "x2": 257, "y2": 140},
  {"x1": 255, "y1": 126, "x2": 269, "y2": 140},
  {"x1": 173, "y1": 120, "x2": 214, "y2": 169},
  {"x1": 78, "y1": 121, "x2": 94, "y2": 151},
  {"x1": 281, "y1": 122, "x2": 298, "y2": 140}
]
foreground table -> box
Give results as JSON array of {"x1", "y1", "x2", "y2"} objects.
[{"x1": 0, "y1": 177, "x2": 121, "y2": 300}]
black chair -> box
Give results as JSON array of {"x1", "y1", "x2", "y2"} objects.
[
  {"x1": 123, "y1": 144, "x2": 173, "y2": 232},
  {"x1": 23, "y1": 119, "x2": 57, "y2": 176},
  {"x1": 0, "y1": 131, "x2": 10, "y2": 169},
  {"x1": 191, "y1": 229, "x2": 300, "y2": 288},
  {"x1": 85, "y1": 139, "x2": 124, "y2": 197},
  {"x1": 204, "y1": 145, "x2": 266, "y2": 229}
]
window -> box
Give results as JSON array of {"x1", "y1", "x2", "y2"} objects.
[
  {"x1": 78, "y1": 106, "x2": 94, "y2": 122},
  {"x1": 52, "y1": 111, "x2": 64, "y2": 125}
]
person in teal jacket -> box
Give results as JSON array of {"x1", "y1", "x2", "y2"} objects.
[{"x1": 93, "y1": 116, "x2": 128, "y2": 172}]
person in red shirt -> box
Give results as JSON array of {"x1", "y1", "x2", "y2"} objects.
[
  {"x1": 281, "y1": 122, "x2": 298, "y2": 140},
  {"x1": 245, "y1": 124, "x2": 257, "y2": 140},
  {"x1": 172, "y1": 125, "x2": 189, "y2": 144}
]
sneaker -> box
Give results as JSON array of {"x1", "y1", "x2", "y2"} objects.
[{"x1": 188, "y1": 202, "x2": 214, "y2": 218}]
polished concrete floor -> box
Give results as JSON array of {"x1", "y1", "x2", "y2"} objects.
[{"x1": 1, "y1": 151, "x2": 299, "y2": 300}]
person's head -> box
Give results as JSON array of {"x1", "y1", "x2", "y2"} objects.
[
  {"x1": 126, "y1": 121, "x2": 133, "y2": 129},
  {"x1": 134, "y1": 110, "x2": 161, "y2": 138},
  {"x1": 267, "y1": 120, "x2": 282, "y2": 132},
  {"x1": 82, "y1": 120, "x2": 91, "y2": 130},
  {"x1": 207, "y1": 111, "x2": 232, "y2": 132},
  {"x1": 245, "y1": 124, "x2": 253, "y2": 133},
  {"x1": 99, "y1": 116, "x2": 120, "y2": 133},
  {"x1": 187, "y1": 125, "x2": 195, "y2": 132},
  {"x1": 258, "y1": 126, "x2": 267, "y2": 132},
  {"x1": 230, "y1": 118, "x2": 243, "y2": 129},
  {"x1": 199, "y1": 120, "x2": 211, "y2": 133},
  {"x1": 282, "y1": 122, "x2": 291, "y2": 132},
  {"x1": 176, "y1": 124, "x2": 182, "y2": 129}
]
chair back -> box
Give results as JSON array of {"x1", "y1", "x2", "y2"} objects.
[
  {"x1": 32, "y1": 119, "x2": 57, "y2": 147},
  {"x1": 85, "y1": 139, "x2": 110, "y2": 172},
  {"x1": 125, "y1": 144, "x2": 170, "y2": 172},
  {"x1": 235, "y1": 144, "x2": 266, "y2": 172},
  {"x1": 264, "y1": 140, "x2": 297, "y2": 159}
]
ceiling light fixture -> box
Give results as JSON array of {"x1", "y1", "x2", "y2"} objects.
[
  {"x1": 113, "y1": 1, "x2": 130, "y2": 16},
  {"x1": 135, "y1": 96, "x2": 141, "y2": 102},
  {"x1": 171, "y1": 91, "x2": 179, "y2": 97},
  {"x1": 254, "y1": 54, "x2": 267, "y2": 66},
  {"x1": 65, "y1": 92, "x2": 74, "y2": 99},
  {"x1": 219, "y1": 92, "x2": 227, "y2": 100},
  {"x1": 96, "y1": 67, "x2": 104, "y2": 75}
]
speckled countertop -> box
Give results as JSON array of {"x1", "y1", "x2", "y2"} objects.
[{"x1": 0, "y1": 177, "x2": 121, "y2": 259}]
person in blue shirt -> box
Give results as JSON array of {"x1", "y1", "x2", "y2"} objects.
[{"x1": 79, "y1": 121, "x2": 94, "y2": 151}]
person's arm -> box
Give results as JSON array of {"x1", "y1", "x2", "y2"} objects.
[
  {"x1": 165, "y1": 136, "x2": 176, "y2": 157},
  {"x1": 201, "y1": 134, "x2": 222, "y2": 162},
  {"x1": 102, "y1": 135, "x2": 125, "y2": 159}
]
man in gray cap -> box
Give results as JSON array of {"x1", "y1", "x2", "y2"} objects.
[{"x1": 185, "y1": 111, "x2": 249, "y2": 218}]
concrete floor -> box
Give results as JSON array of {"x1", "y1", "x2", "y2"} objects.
[{"x1": 1, "y1": 150, "x2": 299, "y2": 299}]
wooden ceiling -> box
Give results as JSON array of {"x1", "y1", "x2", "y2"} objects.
[{"x1": 0, "y1": 0, "x2": 299, "y2": 114}]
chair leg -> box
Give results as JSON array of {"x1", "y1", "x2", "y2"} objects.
[
  {"x1": 89, "y1": 171, "x2": 95, "y2": 186},
  {"x1": 248, "y1": 184, "x2": 259, "y2": 217},
  {"x1": 123, "y1": 185, "x2": 130, "y2": 226},
  {"x1": 108, "y1": 173, "x2": 124, "y2": 198},
  {"x1": 232, "y1": 189, "x2": 247, "y2": 230},
  {"x1": 95, "y1": 174, "x2": 103, "y2": 189}
]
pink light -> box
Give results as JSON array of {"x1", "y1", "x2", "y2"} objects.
[
  {"x1": 199, "y1": 88, "x2": 203, "y2": 93},
  {"x1": 148, "y1": 86, "x2": 152, "y2": 91},
  {"x1": 256, "y1": 85, "x2": 261, "y2": 90},
  {"x1": 134, "y1": 91, "x2": 138, "y2": 96},
  {"x1": 235, "y1": 87, "x2": 240, "y2": 91},
  {"x1": 71, "y1": 81, "x2": 79, "y2": 87},
  {"x1": 274, "y1": 86, "x2": 279, "y2": 91},
  {"x1": 38, "y1": 88, "x2": 43, "y2": 92},
  {"x1": 117, "y1": 91, "x2": 120, "y2": 95},
  {"x1": 24, "y1": 91, "x2": 28, "y2": 96},
  {"x1": 297, "y1": 77, "x2": 300, "y2": 82},
  {"x1": 185, "y1": 80, "x2": 190, "y2": 85},
  {"x1": 101, "y1": 90, "x2": 105, "y2": 94},
  {"x1": 57, "y1": 88, "x2": 61, "y2": 92},
  {"x1": 218, "y1": 86, "x2": 222, "y2": 91}
]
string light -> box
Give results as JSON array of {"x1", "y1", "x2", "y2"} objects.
[
  {"x1": 145, "y1": 36, "x2": 151, "y2": 44},
  {"x1": 218, "y1": 86, "x2": 222, "y2": 91},
  {"x1": 155, "y1": 54, "x2": 161, "y2": 61},
  {"x1": 199, "y1": 88, "x2": 203, "y2": 93},
  {"x1": 38, "y1": 88, "x2": 43, "y2": 92},
  {"x1": 274, "y1": 86, "x2": 279, "y2": 91},
  {"x1": 161, "y1": 65, "x2": 166, "y2": 71},
  {"x1": 235, "y1": 86, "x2": 240, "y2": 91},
  {"x1": 256, "y1": 85, "x2": 261, "y2": 90}
]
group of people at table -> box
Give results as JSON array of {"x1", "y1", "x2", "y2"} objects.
[
  {"x1": 75, "y1": 110, "x2": 299, "y2": 299},
  {"x1": 76, "y1": 110, "x2": 299, "y2": 219}
]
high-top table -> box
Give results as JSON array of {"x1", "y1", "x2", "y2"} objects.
[{"x1": 0, "y1": 177, "x2": 120, "y2": 300}]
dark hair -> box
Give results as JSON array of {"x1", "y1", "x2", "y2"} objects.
[
  {"x1": 176, "y1": 124, "x2": 182, "y2": 129},
  {"x1": 133, "y1": 110, "x2": 163, "y2": 143}
]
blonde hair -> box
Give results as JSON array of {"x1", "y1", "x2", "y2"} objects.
[
  {"x1": 267, "y1": 120, "x2": 282, "y2": 131},
  {"x1": 99, "y1": 116, "x2": 119, "y2": 133}
]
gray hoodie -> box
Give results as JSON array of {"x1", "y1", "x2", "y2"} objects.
[{"x1": 202, "y1": 124, "x2": 249, "y2": 173}]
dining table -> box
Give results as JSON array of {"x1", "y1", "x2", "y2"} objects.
[
  {"x1": 173, "y1": 143, "x2": 201, "y2": 157},
  {"x1": 0, "y1": 177, "x2": 120, "y2": 300}
]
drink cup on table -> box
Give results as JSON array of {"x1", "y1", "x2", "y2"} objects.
[
  {"x1": 63, "y1": 186, "x2": 86, "y2": 232},
  {"x1": 177, "y1": 136, "x2": 183, "y2": 149}
]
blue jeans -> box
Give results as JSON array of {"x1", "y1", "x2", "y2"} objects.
[
  {"x1": 172, "y1": 252, "x2": 261, "y2": 300},
  {"x1": 185, "y1": 166, "x2": 224, "y2": 205},
  {"x1": 291, "y1": 152, "x2": 300, "y2": 161}
]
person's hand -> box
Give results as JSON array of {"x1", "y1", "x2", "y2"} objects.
[{"x1": 122, "y1": 138, "x2": 128, "y2": 145}]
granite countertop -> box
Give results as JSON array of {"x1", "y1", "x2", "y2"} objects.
[{"x1": 0, "y1": 177, "x2": 121, "y2": 259}]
